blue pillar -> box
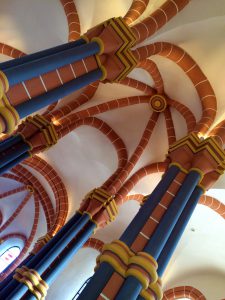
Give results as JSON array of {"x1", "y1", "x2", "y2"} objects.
[
  {"x1": 77, "y1": 166, "x2": 179, "y2": 300},
  {"x1": 115, "y1": 170, "x2": 201, "y2": 300},
  {"x1": 0, "y1": 39, "x2": 85, "y2": 71},
  {"x1": 120, "y1": 165, "x2": 179, "y2": 245},
  {"x1": 0, "y1": 141, "x2": 30, "y2": 168},
  {"x1": 4, "y1": 214, "x2": 92, "y2": 299},
  {"x1": 77, "y1": 263, "x2": 115, "y2": 300},
  {"x1": 15, "y1": 68, "x2": 103, "y2": 119},
  {"x1": 14, "y1": 221, "x2": 96, "y2": 300},
  {"x1": 0, "y1": 135, "x2": 22, "y2": 152},
  {"x1": 3, "y1": 41, "x2": 100, "y2": 86},
  {"x1": 0, "y1": 211, "x2": 84, "y2": 295},
  {"x1": 157, "y1": 186, "x2": 203, "y2": 277},
  {"x1": 0, "y1": 152, "x2": 30, "y2": 175}
]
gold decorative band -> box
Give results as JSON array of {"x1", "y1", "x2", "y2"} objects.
[{"x1": 13, "y1": 266, "x2": 49, "y2": 300}]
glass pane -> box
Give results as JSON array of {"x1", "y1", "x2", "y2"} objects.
[{"x1": 0, "y1": 246, "x2": 20, "y2": 273}]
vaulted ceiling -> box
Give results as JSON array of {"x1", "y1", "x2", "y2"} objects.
[{"x1": 0, "y1": 1, "x2": 225, "y2": 300}]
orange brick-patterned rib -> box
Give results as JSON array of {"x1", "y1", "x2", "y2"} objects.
[
  {"x1": 23, "y1": 155, "x2": 69, "y2": 235},
  {"x1": 124, "y1": 0, "x2": 150, "y2": 25},
  {"x1": 164, "y1": 107, "x2": 176, "y2": 145},
  {"x1": 60, "y1": 0, "x2": 81, "y2": 42},
  {"x1": 138, "y1": 59, "x2": 164, "y2": 94},
  {"x1": 124, "y1": 193, "x2": 145, "y2": 203},
  {"x1": 133, "y1": 42, "x2": 217, "y2": 135},
  {"x1": 1, "y1": 172, "x2": 21, "y2": 182},
  {"x1": 208, "y1": 119, "x2": 225, "y2": 148},
  {"x1": 6, "y1": 56, "x2": 98, "y2": 106},
  {"x1": 56, "y1": 95, "x2": 152, "y2": 129},
  {"x1": 57, "y1": 117, "x2": 128, "y2": 191},
  {"x1": 0, "y1": 193, "x2": 32, "y2": 234},
  {"x1": 0, "y1": 43, "x2": 26, "y2": 58},
  {"x1": 131, "y1": 171, "x2": 186, "y2": 253},
  {"x1": 163, "y1": 285, "x2": 206, "y2": 300},
  {"x1": 132, "y1": 0, "x2": 190, "y2": 44},
  {"x1": 119, "y1": 77, "x2": 155, "y2": 95},
  {"x1": 167, "y1": 98, "x2": 196, "y2": 133},
  {"x1": 115, "y1": 162, "x2": 168, "y2": 205},
  {"x1": 83, "y1": 238, "x2": 104, "y2": 252},
  {"x1": 12, "y1": 165, "x2": 55, "y2": 232},
  {"x1": 0, "y1": 185, "x2": 27, "y2": 199},
  {"x1": 0, "y1": 193, "x2": 40, "y2": 281},
  {"x1": 199, "y1": 195, "x2": 225, "y2": 220},
  {"x1": 46, "y1": 82, "x2": 99, "y2": 121},
  {"x1": 108, "y1": 112, "x2": 159, "y2": 195}
]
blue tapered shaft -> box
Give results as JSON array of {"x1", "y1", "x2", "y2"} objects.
[
  {"x1": 120, "y1": 165, "x2": 180, "y2": 245},
  {"x1": 115, "y1": 171, "x2": 201, "y2": 300},
  {"x1": 4, "y1": 41, "x2": 100, "y2": 86},
  {"x1": 144, "y1": 171, "x2": 201, "y2": 259},
  {"x1": 0, "y1": 39, "x2": 85, "y2": 71},
  {"x1": 77, "y1": 166, "x2": 179, "y2": 300},
  {"x1": 16, "y1": 222, "x2": 96, "y2": 300},
  {"x1": 0, "y1": 212, "x2": 83, "y2": 295},
  {"x1": 15, "y1": 68, "x2": 102, "y2": 118},
  {"x1": 4, "y1": 214, "x2": 91, "y2": 300},
  {"x1": 0, "y1": 141, "x2": 30, "y2": 168},
  {"x1": 77, "y1": 263, "x2": 115, "y2": 300},
  {"x1": 157, "y1": 186, "x2": 203, "y2": 277},
  {"x1": 0, "y1": 135, "x2": 22, "y2": 152},
  {"x1": 0, "y1": 152, "x2": 30, "y2": 176}
]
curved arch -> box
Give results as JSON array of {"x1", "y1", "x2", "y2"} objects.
[
  {"x1": 115, "y1": 162, "x2": 168, "y2": 205},
  {"x1": 107, "y1": 112, "x2": 159, "y2": 195},
  {"x1": 60, "y1": 0, "x2": 81, "y2": 42},
  {"x1": 119, "y1": 77, "x2": 155, "y2": 95},
  {"x1": 123, "y1": 0, "x2": 149, "y2": 25},
  {"x1": 0, "y1": 43, "x2": 25, "y2": 59},
  {"x1": 163, "y1": 285, "x2": 206, "y2": 300},
  {"x1": 11, "y1": 165, "x2": 55, "y2": 232},
  {"x1": 0, "y1": 192, "x2": 32, "y2": 234},
  {"x1": 83, "y1": 238, "x2": 104, "y2": 252},
  {"x1": 56, "y1": 117, "x2": 128, "y2": 191},
  {"x1": 132, "y1": 0, "x2": 190, "y2": 44},
  {"x1": 0, "y1": 193, "x2": 40, "y2": 280},
  {"x1": 164, "y1": 107, "x2": 176, "y2": 145},
  {"x1": 133, "y1": 42, "x2": 217, "y2": 134},
  {"x1": 199, "y1": 195, "x2": 225, "y2": 219},
  {"x1": 23, "y1": 155, "x2": 69, "y2": 235},
  {"x1": 56, "y1": 95, "x2": 152, "y2": 128},
  {"x1": 167, "y1": 98, "x2": 196, "y2": 133},
  {"x1": 208, "y1": 119, "x2": 225, "y2": 148},
  {"x1": 137, "y1": 59, "x2": 164, "y2": 94}
]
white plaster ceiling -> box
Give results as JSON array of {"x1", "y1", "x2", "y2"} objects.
[{"x1": 0, "y1": 1, "x2": 225, "y2": 299}]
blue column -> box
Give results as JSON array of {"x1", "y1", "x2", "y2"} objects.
[
  {"x1": 115, "y1": 277, "x2": 143, "y2": 300},
  {"x1": 77, "y1": 263, "x2": 115, "y2": 300},
  {"x1": 0, "y1": 135, "x2": 22, "y2": 152},
  {"x1": 157, "y1": 186, "x2": 203, "y2": 277},
  {"x1": 4, "y1": 41, "x2": 100, "y2": 86},
  {"x1": 0, "y1": 211, "x2": 84, "y2": 295},
  {"x1": 14, "y1": 221, "x2": 96, "y2": 300},
  {"x1": 0, "y1": 39, "x2": 85, "y2": 71},
  {"x1": 0, "y1": 152, "x2": 30, "y2": 175},
  {"x1": 77, "y1": 166, "x2": 179, "y2": 300},
  {"x1": 120, "y1": 165, "x2": 179, "y2": 245},
  {"x1": 15, "y1": 68, "x2": 103, "y2": 119},
  {"x1": 4, "y1": 214, "x2": 92, "y2": 300},
  {"x1": 0, "y1": 141, "x2": 31, "y2": 168},
  {"x1": 115, "y1": 170, "x2": 201, "y2": 300}
]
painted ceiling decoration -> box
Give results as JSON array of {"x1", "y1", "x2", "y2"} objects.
[{"x1": 0, "y1": 0, "x2": 224, "y2": 299}]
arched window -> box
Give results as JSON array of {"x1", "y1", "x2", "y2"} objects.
[{"x1": 0, "y1": 246, "x2": 20, "y2": 273}]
